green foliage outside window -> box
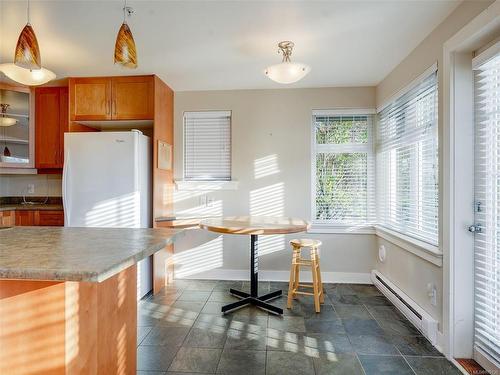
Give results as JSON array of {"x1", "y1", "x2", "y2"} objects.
[{"x1": 314, "y1": 116, "x2": 370, "y2": 223}]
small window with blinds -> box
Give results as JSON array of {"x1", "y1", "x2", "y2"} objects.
[
  {"x1": 312, "y1": 112, "x2": 375, "y2": 226},
  {"x1": 183, "y1": 111, "x2": 231, "y2": 181},
  {"x1": 376, "y1": 69, "x2": 438, "y2": 245},
  {"x1": 473, "y1": 53, "x2": 500, "y2": 365}
]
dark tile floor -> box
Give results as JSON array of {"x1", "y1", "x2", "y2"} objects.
[{"x1": 137, "y1": 280, "x2": 461, "y2": 375}]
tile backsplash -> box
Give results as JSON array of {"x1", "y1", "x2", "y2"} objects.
[{"x1": 0, "y1": 174, "x2": 62, "y2": 197}]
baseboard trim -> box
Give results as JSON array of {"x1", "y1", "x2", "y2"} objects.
[{"x1": 175, "y1": 269, "x2": 372, "y2": 284}]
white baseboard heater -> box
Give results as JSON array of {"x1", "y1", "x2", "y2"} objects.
[{"x1": 371, "y1": 270, "x2": 439, "y2": 347}]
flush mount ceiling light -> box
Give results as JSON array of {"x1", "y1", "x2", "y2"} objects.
[
  {"x1": 3, "y1": 0, "x2": 56, "y2": 86},
  {"x1": 265, "y1": 41, "x2": 310, "y2": 84},
  {"x1": 114, "y1": 0, "x2": 138, "y2": 68},
  {"x1": 0, "y1": 104, "x2": 17, "y2": 127}
]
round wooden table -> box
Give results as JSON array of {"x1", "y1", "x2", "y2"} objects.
[{"x1": 199, "y1": 216, "x2": 310, "y2": 315}]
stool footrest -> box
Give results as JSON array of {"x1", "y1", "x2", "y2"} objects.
[
  {"x1": 293, "y1": 290, "x2": 314, "y2": 296},
  {"x1": 298, "y1": 283, "x2": 314, "y2": 288}
]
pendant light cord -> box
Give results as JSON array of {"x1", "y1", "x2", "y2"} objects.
[
  {"x1": 123, "y1": 0, "x2": 127, "y2": 24},
  {"x1": 27, "y1": 0, "x2": 30, "y2": 24}
]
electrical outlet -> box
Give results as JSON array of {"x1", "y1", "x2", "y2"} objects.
[
  {"x1": 427, "y1": 283, "x2": 437, "y2": 306},
  {"x1": 27, "y1": 184, "x2": 35, "y2": 194},
  {"x1": 206, "y1": 196, "x2": 214, "y2": 207}
]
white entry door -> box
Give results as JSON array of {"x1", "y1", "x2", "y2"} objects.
[{"x1": 472, "y1": 51, "x2": 500, "y2": 372}]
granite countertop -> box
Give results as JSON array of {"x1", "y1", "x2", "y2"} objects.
[
  {"x1": 0, "y1": 227, "x2": 183, "y2": 282},
  {"x1": 0, "y1": 203, "x2": 64, "y2": 211},
  {"x1": 0, "y1": 197, "x2": 63, "y2": 212}
]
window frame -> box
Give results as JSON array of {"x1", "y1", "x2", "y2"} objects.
[
  {"x1": 310, "y1": 109, "x2": 376, "y2": 232},
  {"x1": 182, "y1": 110, "x2": 232, "y2": 182},
  {"x1": 376, "y1": 67, "x2": 439, "y2": 246}
]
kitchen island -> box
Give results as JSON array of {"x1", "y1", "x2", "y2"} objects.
[{"x1": 0, "y1": 227, "x2": 182, "y2": 375}]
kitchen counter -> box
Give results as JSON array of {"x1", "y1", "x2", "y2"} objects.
[
  {"x1": 0, "y1": 203, "x2": 64, "y2": 211},
  {"x1": 155, "y1": 213, "x2": 219, "y2": 228},
  {"x1": 0, "y1": 226, "x2": 182, "y2": 282},
  {"x1": 0, "y1": 226, "x2": 183, "y2": 373}
]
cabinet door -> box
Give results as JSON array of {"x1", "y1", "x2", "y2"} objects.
[
  {"x1": 15, "y1": 211, "x2": 35, "y2": 226},
  {"x1": 70, "y1": 78, "x2": 111, "y2": 121},
  {"x1": 0, "y1": 211, "x2": 15, "y2": 226},
  {"x1": 35, "y1": 87, "x2": 61, "y2": 169},
  {"x1": 37, "y1": 210, "x2": 64, "y2": 226},
  {"x1": 111, "y1": 76, "x2": 154, "y2": 120}
]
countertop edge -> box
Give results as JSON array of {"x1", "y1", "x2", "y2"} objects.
[{"x1": 0, "y1": 228, "x2": 185, "y2": 283}]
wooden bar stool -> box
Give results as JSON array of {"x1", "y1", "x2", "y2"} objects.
[{"x1": 287, "y1": 239, "x2": 324, "y2": 313}]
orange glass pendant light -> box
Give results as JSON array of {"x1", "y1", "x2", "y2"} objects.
[
  {"x1": 114, "y1": 0, "x2": 137, "y2": 68},
  {"x1": 14, "y1": 0, "x2": 41, "y2": 70}
]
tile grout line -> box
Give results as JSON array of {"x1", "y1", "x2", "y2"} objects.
[{"x1": 398, "y1": 346, "x2": 419, "y2": 375}]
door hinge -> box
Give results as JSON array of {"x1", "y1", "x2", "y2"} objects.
[{"x1": 468, "y1": 224, "x2": 482, "y2": 233}]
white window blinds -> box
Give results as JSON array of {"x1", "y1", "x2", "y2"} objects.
[
  {"x1": 184, "y1": 111, "x2": 231, "y2": 181},
  {"x1": 312, "y1": 113, "x2": 375, "y2": 225},
  {"x1": 473, "y1": 53, "x2": 500, "y2": 363},
  {"x1": 376, "y1": 70, "x2": 438, "y2": 245}
]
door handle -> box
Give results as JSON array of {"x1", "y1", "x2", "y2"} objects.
[{"x1": 468, "y1": 224, "x2": 482, "y2": 233}]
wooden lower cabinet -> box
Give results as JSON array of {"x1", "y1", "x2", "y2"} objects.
[
  {"x1": 14, "y1": 210, "x2": 64, "y2": 226},
  {"x1": 0, "y1": 265, "x2": 137, "y2": 374},
  {"x1": 14, "y1": 210, "x2": 36, "y2": 226},
  {"x1": 0, "y1": 211, "x2": 15, "y2": 226}
]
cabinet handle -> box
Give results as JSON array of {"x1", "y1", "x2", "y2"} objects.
[
  {"x1": 105, "y1": 100, "x2": 110, "y2": 114},
  {"x1": 113, "y1": 100, "x2": 117, "y2": 116}
]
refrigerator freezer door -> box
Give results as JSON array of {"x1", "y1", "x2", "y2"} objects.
[{"x1": 64, "y1": 132, "x2": 140, "y2": 228}]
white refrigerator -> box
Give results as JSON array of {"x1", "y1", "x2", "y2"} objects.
[{"x1": 63, "y1": 130, "x2": 153, "y2": 299}]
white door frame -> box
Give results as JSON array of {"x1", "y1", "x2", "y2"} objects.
[{"x1": 442, "y1": 0, "x2": 500, "y2": 361}]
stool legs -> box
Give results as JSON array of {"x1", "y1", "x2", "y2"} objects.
[
  {"x1": 311, "y1": 247, "x2": 321, "y2": 313},
  {"x1": 316, "y1": 250, "x2": 324, "y2": 303},
  {"x1": 287, "y1": 245, "x2": 300, "y2": 309}
]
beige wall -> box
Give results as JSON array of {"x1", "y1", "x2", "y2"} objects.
[
  {"x1": 374, "y1": 0, "x2": 493, "y2": 330},
  {"x1": 173, "y1": 87, "x2": 377, "y2": 280},
  {"x1": 0, "y1": 174, "x2": 62, "y2": 197}
]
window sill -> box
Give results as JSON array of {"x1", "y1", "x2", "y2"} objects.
[
  {"x1": 374, "y1": 225, "x2": 442, "y2": 267},
  {"x1": 307, "y1": 223, "x2": 443, "y2": 267},
  {"x1": 175, "y1": 180, "x2": 239, "y2": 191},
  {"x1": 308, "y1": 223, "x2": 376, "y2": 234}
]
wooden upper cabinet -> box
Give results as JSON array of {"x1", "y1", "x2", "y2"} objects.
[
  {"x1": 35, "y1": 87, "x2": 68, "y2": 169},
  {"x1": 70, "y1": 77, "x2": 111, "y2": 121},
  {"x1": 69, "y1": 76, "x2": 153, "y2": 122},
  {"x1": 112, "y1": 76, "x2": 154, "y2": 120}
]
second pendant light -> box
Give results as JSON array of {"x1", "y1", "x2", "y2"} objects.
[{"x1": 114, "y1": 0, "x2": 138, "y2": 69}]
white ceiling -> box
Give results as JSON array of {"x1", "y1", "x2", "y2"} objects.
[{"x1": 0, "y1": 1, "x2": 459, "y2": 91}]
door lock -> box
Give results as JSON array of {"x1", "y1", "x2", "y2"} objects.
[{"x1": 468, "y1": 224, "x2": 482, "y2": 233}]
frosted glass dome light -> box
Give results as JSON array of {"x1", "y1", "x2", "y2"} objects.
[
  {"x1": 265, "y1": 41, "x2": 310, "y2": 84},
  {"x1": 0, "y1": 63, "x2": 56, "y2": 86}
]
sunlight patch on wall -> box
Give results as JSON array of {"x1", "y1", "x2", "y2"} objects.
[
  {"x1": 254, "y1": 154, "x2": 280, "y2": 179},
  {"x1": 250, "y1": 182, "x2": 285, "y2": 254},
  {"x1": 173, "y1": 236, "x2": 224, "y2": 278},
  {"x1": 250, "y1": 182, "x2": 284, "y2": 216},
  {"x1": 84, "y1": 192, "x2": 139, "y2": 227}
]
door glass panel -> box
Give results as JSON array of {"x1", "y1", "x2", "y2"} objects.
[
  {"x1": 473, "y1": 53, "x2": 500, "y2": 365},
  {"x1": 0, "y1": 89, "x2": 30, "y2": 164}
]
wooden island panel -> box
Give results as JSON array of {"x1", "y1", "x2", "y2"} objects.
[{"x1": 0, "y1": 265, "x2": 137, "y2": 375}]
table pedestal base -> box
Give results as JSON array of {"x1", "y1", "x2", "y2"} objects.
[
  {"x1": 221, "y1": 234, "x2": 283, "y2": 315},
  {"x1": 222, "y1": 289, "x2": 283, "y2": 315}
]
